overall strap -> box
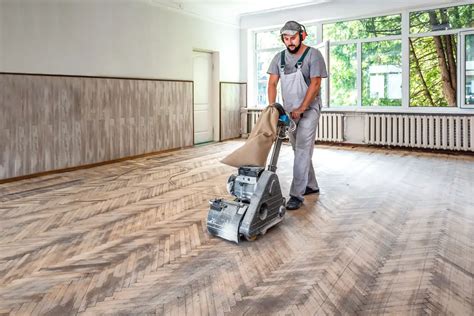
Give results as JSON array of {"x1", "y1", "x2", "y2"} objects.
[
  {"x1": 280, "y1": 50, "x2": 286, "y2": 71},
  {"x1": 295, "y1": 47, "x2": 310, "y2": 68}
]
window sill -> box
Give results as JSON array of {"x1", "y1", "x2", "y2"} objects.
[{"x1": 322, "y1": 106, "x2": 474, "y2": 115}]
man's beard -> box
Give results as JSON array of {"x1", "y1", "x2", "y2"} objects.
[{"x1": 286, "y1": 42, "x2": 301, "y2": 54}]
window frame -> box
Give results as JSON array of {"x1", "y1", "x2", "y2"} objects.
[
  {"x1": 459, "y1": 30, "x2": 474, "y2": 109},
  {"x1": 315, "y1": 41, "x2": 330, "y2": 108},
  {"x1": 254, "y1": 46, "x2": 282, "y2": 108},
  {"x1": 327, "y1": 34, "x2": 403, "y2": 108}
]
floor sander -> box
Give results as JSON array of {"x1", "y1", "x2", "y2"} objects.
[{"x1": 207, "y1": 103, "x2": 293, "y2": 243}]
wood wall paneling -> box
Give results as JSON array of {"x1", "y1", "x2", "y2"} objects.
[
  {"x1": 0, "y1": 74, "x2": 193, "y2": 180},
  {"x1": 220, "y1": 82, "x2": 247, "y2": 141}
]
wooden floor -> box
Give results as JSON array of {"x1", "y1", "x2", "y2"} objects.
[{"x1": 0, "y1": 141, "x2": 473, "y2": 315}]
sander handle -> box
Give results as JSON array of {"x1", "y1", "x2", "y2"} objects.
[
  {"x1": 272, "y1": 102, "x2": 286, "y2": 116},
  {"x1": 267, "y1": 125, "x2": 286, "y2": 172},
  {"x1": 268, "y1": 102, "x2": 292, "y2": 173}
]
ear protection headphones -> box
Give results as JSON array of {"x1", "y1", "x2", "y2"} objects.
[
  {"x1": 300, "y1": 24, "x2": 308, "y2": 41},
  {"x1": 280, "y1": 21, "x2": 307, "y2": 42}
]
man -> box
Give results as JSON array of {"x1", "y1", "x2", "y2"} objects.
[{"x1": 267, "y1": 20, "x2": 327, "y2": 210}]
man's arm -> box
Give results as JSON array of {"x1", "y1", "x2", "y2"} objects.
[
  {"x1": 291, "y1": 77, "x2": 321, "y2": 119},
  {"x1": 267, "y1": 74, "x2": 280, "y2": 105}
]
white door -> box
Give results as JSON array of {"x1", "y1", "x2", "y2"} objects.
[{"x1": 193, "y1": 51, "x2": 214, "y2": 144}]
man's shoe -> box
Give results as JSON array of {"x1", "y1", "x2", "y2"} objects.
[
  {"x1": 303, "y1": 187, "x2": 320, "y2": 195},
  {"x1": 286, "y1": 196, "x2": 303, "y2": 210}
]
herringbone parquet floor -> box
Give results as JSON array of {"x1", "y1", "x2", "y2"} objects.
[{"x1": 0, "y1": 141, "x2": 473, "y2": 315}]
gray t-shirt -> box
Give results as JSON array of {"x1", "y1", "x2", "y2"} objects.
[{"x1": 267, "y1": 47, "x2": 327, "y2": 108}]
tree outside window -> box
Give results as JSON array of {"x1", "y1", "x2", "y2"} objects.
[{"x1": 409, "y1": 4, "x2": 474, "y2": 107}]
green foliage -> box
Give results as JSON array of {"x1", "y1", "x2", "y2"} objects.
[
  {"x1": 362, "y1": 40, "x2": 402, "y2": 106},
  {"x1": 324, "y1": 14, "x2": 401, "y2": 41},
  {"x1": 409, "y1": 35, "x2": 457, "y2": 107},
  {"x1": 410, "y1": 4, "x2": 474, "y2": 33},
  {"x1": 330, "y1": 44, "x2": 357, "y2": 106}
]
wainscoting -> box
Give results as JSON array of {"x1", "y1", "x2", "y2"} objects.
[
  {"x1": 0, "y1": 73, "x2": 193, "y2": 180},
  {"x1": 219, "y1": 82, "x2": 247, "y2": 141}
]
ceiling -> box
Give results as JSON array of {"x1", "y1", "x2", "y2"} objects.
[
  {"x1": 150, "y1": 0, "x2": 331, "y2": 25},
  {"x1": 150, "y1": 0, "x2": 464, "y2": 27}
]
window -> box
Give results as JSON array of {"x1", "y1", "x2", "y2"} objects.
[
  {"x1": 254, "y1": 30, "x2": 284, "y2": 107},
  {"x1": 409, "y1": 35, "x2": 457, "y2": 107},
  {"x1": 461, "y1": 31, "x2": 474, "y2": 108},
  {"x1": 407, "y1": 5, "x2": 472, "y2": 107},
  {"x1": 465, "y1": 34, "x2": 474, "y2": 105},
  {"x1": 256, "y1": 30, "x2": 283, "y2": 50},
  {"x1": 256, "y1": 51, "x2": 278, "y2": 106},
  {"x1": 304, "y1": 25, "x2": 319, "y2": 46},
  {"x1": 330, "y1": 44, "x2": 357, "y2": 106},
  {"x1": 324, "y1": 14, "x2": 402, "y2": 107},
  {"x1": 362, "y1": 40, "x2": 402, "y2": 106},
  {"x1": 316, "y1": 41, "x2": 330, "y2": 108}
]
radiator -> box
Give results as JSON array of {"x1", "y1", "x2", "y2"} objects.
[
  {"x1": 365, "y1": 114, "x2": 474, "y2": 151},
  {"x1": 317, "y1": 113, "x2": 344, "y2": 142},
  {"x1": 245, "y1": 109, "x2": 262, "y2": 136},
  {"x1": 244, "y1": 109, "x2": 344, "y2": 142}
]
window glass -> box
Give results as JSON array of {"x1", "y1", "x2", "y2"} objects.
[
  {"x1": 409, "y1": 35, "x2": 457, "y2": 107},
  {"x1": 465, "y1": 34, "x2": 474, "y2": 105},
  {"x1": 362, "y1": 40, "x2": 402, "y2": 106},
  {"x1": 304, "y1": 25, "x2": 319, "y2": 46},
  {"x1": 256, "y1": 51, "x2": 278, "y2": 107},
  {"x1": 330, "y1": 44, "x2": 357, "y2": 106},
  {"x1": 410, "y1": 4, "x2": 474, "y2": 34},
  {"x1": 256, "y1": 30, "x2": 284, "y2": 50}
]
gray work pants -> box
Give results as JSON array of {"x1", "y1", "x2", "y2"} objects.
[{"x1": 288, "y1": 106, "x2": 321, "y2": 201}]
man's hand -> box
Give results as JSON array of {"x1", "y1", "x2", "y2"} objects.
[
  {"x1": 292, "y1": 77, "x2": 321, "y2": 119},
  {"x1": 291, "y1": 107, "x2": 305, "y2": 119}
]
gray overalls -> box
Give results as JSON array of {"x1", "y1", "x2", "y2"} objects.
[{"x1": 280, "y1": 48, "x2": 321, "y2": 201}]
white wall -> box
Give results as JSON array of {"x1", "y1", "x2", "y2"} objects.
[{"x1": 0, "y1": 0, "x2": 241, "y2": 82}]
